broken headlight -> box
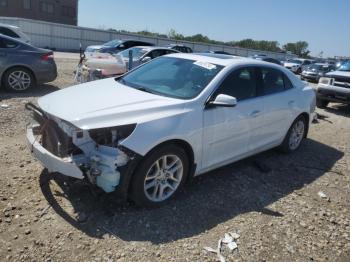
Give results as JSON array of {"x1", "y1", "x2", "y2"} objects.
[{"x1": 88, "y1": 124, "x2": 136, "y2": 147}]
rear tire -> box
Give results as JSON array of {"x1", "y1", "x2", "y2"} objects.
[
  {"x1": 130, "y1": 144, "x2": 189, "y2": 207},
  {"x1": 3, "y1": 67, "x2": 35, "y2": 92},
  {"x1": 280, "y1": 116, "x2": 306, "y2": 153},
  {"x1": 316, "y1": 98, "x2": 329, "y2": 109}
]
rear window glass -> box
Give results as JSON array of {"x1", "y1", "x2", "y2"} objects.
[{"x1": 0, "y1": 27, "x2": 20, "y2": 38}]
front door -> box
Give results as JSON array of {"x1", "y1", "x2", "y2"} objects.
[{"x1": 202, "y1": 67, "x2": 264, "y2": 170}]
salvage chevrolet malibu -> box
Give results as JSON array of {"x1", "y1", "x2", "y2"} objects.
[{"x1": 26, "y1": 53, "x2": 316, "y2": 206}]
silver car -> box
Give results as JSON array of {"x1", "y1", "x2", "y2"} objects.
[{"x1": 0, "y1": 35, "x2": 57, "y2": 92}]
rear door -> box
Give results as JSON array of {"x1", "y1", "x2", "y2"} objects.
[
  {"x1": 258, "y1": 67, "x2": 298, "y2": 146},
  {"x1": 0, "y1": 37, "x2": 19, "y2": 73},
  {"x1": 202, "y1": 67, "x2": 265, "y2": 169}
]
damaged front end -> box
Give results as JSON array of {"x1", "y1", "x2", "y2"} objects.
[{"x1": 25, "y1": 103, "x2": 138, "y2": 194}]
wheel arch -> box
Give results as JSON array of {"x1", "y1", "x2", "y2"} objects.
[
  {"x1": 297, "y1": 112, "x2": 310, "y2": 138},
  {"x1": 123, "y1": 138, "x2": 196, "y2": 198}
]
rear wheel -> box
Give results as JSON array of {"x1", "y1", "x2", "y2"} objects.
[
  {"x1": 316, "y1": 98, "x2": 329, "y2": 109},
  {"x1": 3, "y1": 67, "x2": 34, "y2": 92},
  {"x1": 130, "y1": 144, "x2": 189, "y2": 207},
  {"x1": 280, "y1": 116, "x2": 306, "y2": 153}
]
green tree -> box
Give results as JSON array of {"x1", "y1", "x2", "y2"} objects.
[
  {"x1": 283, "y1": 41, "x2": 310, "y2": 57},
  {"x1": 168, "y1": 29, "x2": 185, "y2": 40}
]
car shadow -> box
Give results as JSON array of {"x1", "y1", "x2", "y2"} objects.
[
  {"x1": 39, "y1": 138, "x2": 343, "y2": 244},
  {"x1": 0, "y1": 84, "x2": 59, "y2": 100},
  {"x1": 325, "y1": 103, "x2": 350, "y2": 117}
]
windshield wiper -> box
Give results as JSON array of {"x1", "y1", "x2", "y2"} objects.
[{"x1": 135, "y1": 87, "x2": 156, "y2": 94}]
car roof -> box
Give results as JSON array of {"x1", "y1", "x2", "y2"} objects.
[
  {"x1": 132, "y1": 46, "x2": 180, "y2": 52},
  {"x1": 166, "y1": 53, "x2": 286, "y2": 67},
  {"x1": 0, "y1": 23, "x2": 20, "y2": 30}
]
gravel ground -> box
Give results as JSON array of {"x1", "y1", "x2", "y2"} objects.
[{"x1": 0, "y1": 57, "x2": 349, "y2": 262}]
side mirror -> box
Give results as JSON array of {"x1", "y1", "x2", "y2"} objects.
[
  {"x1": 141, "y1": 56, "x2": 152, "y2": 63},
  {"x1": 208, "y1": 94, "x2": 237, "y2": 108}
]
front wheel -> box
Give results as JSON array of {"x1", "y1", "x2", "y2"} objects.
[
  {"x1": 280, "y1": 116, "x2": 306, "y2": 153},
  {"x1": 130, "y1": 144, "x2": 189, "y2": 207}
]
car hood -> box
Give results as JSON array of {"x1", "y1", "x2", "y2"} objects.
[
  {"x1": 38, "y1": 78, "x2": 188, "y2": 130},
  {"x1": 86, "y1": 45, "x2": 102, "y2": 51},
  {"x1": 326, "y1": 71, "x2": 350, "y2": 78}
]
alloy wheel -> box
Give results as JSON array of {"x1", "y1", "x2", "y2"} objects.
[
  {"x1": 8, "y1": 70, "x2": 31, "y2": 91},
  {"x1": 289, "y1": 120, "x2": 305, "y2": 150},
  {"x1": 144, "y1": 155, "x2": 183, "y2": 202}
]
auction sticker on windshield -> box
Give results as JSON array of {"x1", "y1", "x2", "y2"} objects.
[{"x1": 193, "y1": 61, "x2": 217, "y2": 70}]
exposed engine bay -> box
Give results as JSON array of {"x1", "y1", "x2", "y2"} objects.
[{"x1": 26, "y1": 103, "x2": 134, "y2": 193}]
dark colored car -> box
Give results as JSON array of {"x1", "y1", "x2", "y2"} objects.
[
  {"x1": 251, "y1": 56, "x2": 282, "y2": 65},
  {"x1": 0, "y1": 35, "x2": 57, "y2": 92},
  {"x1": 86, "y1": 39, "x2": 154, "y2": 55},
  {"x1": 301, "y1": 63, "x2": 335, "y2": 82},
  {"x1": 167, "y1": 44, "x2": 193, "y2": 53}
]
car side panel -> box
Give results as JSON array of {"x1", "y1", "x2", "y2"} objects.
[{"x1": 120, "y1": 104, "x2": 203, "y2": 169}]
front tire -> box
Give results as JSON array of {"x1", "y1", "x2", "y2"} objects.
[
  {"x1": 130, "y1": 144, "x2": 189, "y2": 207},
  {"x1": 3, "y1": 67, "x2": 34, "y2": 92},
  {"x1": 316, "y1": 98, "x2": 329, "y2": 109},
  {"x1": 280, "y1": 116, "x2": 306, "y2": 153}
]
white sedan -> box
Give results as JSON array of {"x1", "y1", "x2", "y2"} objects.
[{"x1": 26, "y1": 53, "x2": 316, "y2": 206}]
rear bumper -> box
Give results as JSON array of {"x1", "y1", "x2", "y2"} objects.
[
  {"x1": 26, "y1": 123, "x2": 84, "y2": 179},
  {"x1": 317, "y1": 84, "x2": 350, "y2": 104},
  {"x1": 36, "y1": 61, "x2": 58, "y2": 83}
]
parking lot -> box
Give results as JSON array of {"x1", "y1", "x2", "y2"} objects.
[{"x1": 0, "y1": 55, "x2": 349, "y2": 261}]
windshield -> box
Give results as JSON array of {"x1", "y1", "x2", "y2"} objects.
[
  {"x1": 103, "y1": 39, "x2": 122, "y2": 47},
  {"x1": 338, "y1": 62, "x2": 350, "y2": 72},
  {"x1": 119, "y1": 47, "x2": 148, "y2": 61},
  {"x1": 289, "y1": 59, "x2": 302, "y2": 64},
  {"x1": 119, "y1": 57, "x2": 224, "y2": 99},
  {"x1": 308, "y1": 64, "x2": 322, "y2": 70}
]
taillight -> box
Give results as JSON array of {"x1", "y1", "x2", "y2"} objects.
[{"x1": 41, "y1": 52, "x2": 54, "y2": 61}]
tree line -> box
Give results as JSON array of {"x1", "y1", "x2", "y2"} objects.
[{"x1": 108, "y1": 28, "x2": 310, "y2": 58}]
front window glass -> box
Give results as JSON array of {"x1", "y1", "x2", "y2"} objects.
[
  {"x1": 119, "y1": 57, "x2": 223, "y2": 99},
  {"x1": 216, "y1": 67, "x2": 257, "y2": 101}
]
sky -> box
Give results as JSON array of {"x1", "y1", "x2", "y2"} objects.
[{"x1": 78, "y1": 0, "x2": 349, "y2": 58}]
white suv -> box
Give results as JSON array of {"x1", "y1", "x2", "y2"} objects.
[
  {"x1": 26, "y1": 54, "x2": 316, "y2": 206},
  {"x1": 0, "y1": 23, "x2": 30, "y2": 44}
]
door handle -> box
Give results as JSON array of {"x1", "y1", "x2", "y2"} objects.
[{"x1": 250, "y1": 110, "x2": 261, "y2": 117}]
